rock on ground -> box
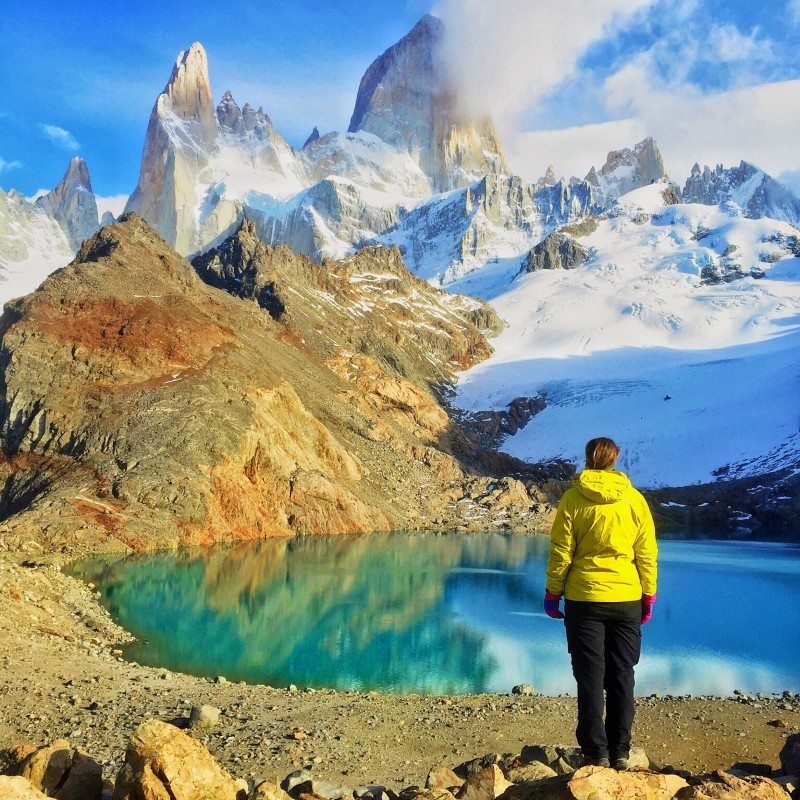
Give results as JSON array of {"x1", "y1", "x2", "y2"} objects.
[
  {"x1": 111, "y1": 718, "x2": 245, "y2": 800},
  {"x1": 675, "y1": 770, "x2": 790, "y2": 799},
  {"x1": 0, "y1": 776, "x2": 50, "y2": 799}
]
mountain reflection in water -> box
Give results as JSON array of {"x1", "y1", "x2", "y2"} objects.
[{"x1": 71, "y1": 534, "x2": 800, "y2": 695}]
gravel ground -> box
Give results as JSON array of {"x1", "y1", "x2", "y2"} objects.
[{"x1": 1, "y1": 555, "x2": 798, "y2": 790}]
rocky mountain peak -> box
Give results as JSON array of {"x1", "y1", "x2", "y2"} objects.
[
  {"x1": 216, "y1": 89, "x2": 241, "y2": 129},
  {"x1": 347, "y1": 14, "x2": 510, "y2": 192},
  {"x1": 303, "y1": 127, "x2": 321, "y2": 149},
  {"x1": 63, "y1": 156, "x2": 92, "y2": 191},
  {"x1": 35, "y1": 156, "x2": 99, "y2": 251},
  {"x1": 537, "y1": 165, "x2": 558, "y2": 187},
  {"x1": 160, "y1": 41, "x2": 216, "y2": 145},
  {"x1": 585, "y1": 137, "x2": 668, "y2": 204}
]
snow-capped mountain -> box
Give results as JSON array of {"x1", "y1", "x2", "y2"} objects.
[
  {"x1": 683, "y1": 160, "x2": 800, "y2": 224},
  {"x1": 379, "y1": 173, "x2": 601, "y2": 287},
  {"x1": 454, "y1": 181, "x2": 800, "y2": 487},
  {"x1": 35, "y1": 156, "x2": 100, "y2": 250},
  {"x1": 0, "y1": 187, "x2": 73, "y2": 303},
  {"x1": 0, "y1": 157, "x2": 101, "y2": 306}
]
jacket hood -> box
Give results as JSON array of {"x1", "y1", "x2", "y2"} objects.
[{"x1": 574, "y1": 469, "x2": 632, "y2": 503}]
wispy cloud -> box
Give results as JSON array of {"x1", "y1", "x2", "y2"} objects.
[
  {"x1": 95, "y1": 194, "x2": 129, "y2": 219},
  {"x1": 789, "y1": 0, "x2": 800, "y2": 24},
  {"x1": 40, "y1": 124, "x2": 80, "y2": 151},
  {"x1": 434, "y1": 0, "x2": 656, "y2": 125},
  {"x1": 603, "y1": 59, "x2": 800, "y2": 179},
  {"x1": 0, "y1": 155, "x2": 23, "y2": 172}
]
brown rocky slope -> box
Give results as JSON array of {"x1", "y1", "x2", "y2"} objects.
[{"x1": 0, "y1": 215, "x2": 567, "y2": 558}]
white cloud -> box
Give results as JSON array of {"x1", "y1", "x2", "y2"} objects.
[
  {"x1": 0, "y1": 156, "x2": 23, "y2": 172},
  {"x1": 507, "y1": 119, "x2": 646, "y2": 182},
  {"x1": 40, "y1": 124, "x2": 80, "y2": 151},
  {"x1": 705, "y1": 24, "x2": 770, "y2": 64},
  {"x1": 95, "y1": 194, "x2": 129, "y2": 219},
  {"x1": 603, "y1": 61, "x2": 800, "y2": 180},
  {"x1": 434, "y1": 0, "x2": 656, "y2": 125}
]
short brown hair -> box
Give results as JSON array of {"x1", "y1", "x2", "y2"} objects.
[{"x1": 585, "y1": 437, "x2": 620, "y2": 470}]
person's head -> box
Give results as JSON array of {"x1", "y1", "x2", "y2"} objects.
[{"x1": 585, "y1": 437, "x2": 620, "y2": 471}]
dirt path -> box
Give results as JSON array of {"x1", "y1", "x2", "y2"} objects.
[{"x1": 1, "y1": 557, "x2": 798, "y2": 789}]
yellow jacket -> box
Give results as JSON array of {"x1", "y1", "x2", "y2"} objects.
[{"x1": 546, "y1": 469, "x2": 657, "y2": 602}]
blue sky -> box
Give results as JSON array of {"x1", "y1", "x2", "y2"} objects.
[{"x1": 1, "y1": 0, "x2": 799, "y2": 199}]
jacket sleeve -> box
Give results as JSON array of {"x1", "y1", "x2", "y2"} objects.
[
  {"x1": 632, "y1": 492, "x2": 658, "y2": 596},
  {"x1": 546, "y1": 495, "x2": 575, "y2": 595}
]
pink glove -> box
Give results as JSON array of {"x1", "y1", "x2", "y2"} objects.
[
  {"x1": 641, "y1": 593, "x2": 656, "y2": 624},
  {"x1": 544, "y1": 590, "x2": 564, "y2": 619}
]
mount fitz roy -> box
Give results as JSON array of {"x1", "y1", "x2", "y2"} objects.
[{"x1": 0, "y1": 14, "x2": 799, "y2": 524}]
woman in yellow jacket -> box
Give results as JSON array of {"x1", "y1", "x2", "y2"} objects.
[{"x1": 544, "y1": 437, "x2": 657, "y2": 770}]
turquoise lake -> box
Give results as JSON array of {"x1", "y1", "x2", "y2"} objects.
[{"x1": 71, "y1": 534, "x2": 800, "y2": 696}]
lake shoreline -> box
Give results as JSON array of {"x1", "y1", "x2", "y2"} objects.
[{"x1": 2, "y1": 548, "x2": 799, "y2": 788}]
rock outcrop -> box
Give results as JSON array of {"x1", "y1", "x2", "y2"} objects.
[
  {"x1": 0, "y1": 216, "x2": 558, "y2": 554},
  {"x1": 521, "y1": 232, "x2": 590, "y2": 274},
  {"x1": 682, "y1": 161, "x2": 800, "y2": 224},
  {"x1": 348, "y1": 15, "x2": 510, "y2": 192},
  {"x1": 34, "y1": 157, "x2": 100, "y2": 250}
]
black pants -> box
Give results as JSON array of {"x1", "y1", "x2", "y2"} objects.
[{"x1": 564, "y1": 599, "x2": 642, "y2": 761}]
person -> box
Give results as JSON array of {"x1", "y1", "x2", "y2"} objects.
[{"x1": 543, "y1": 437, "x2": 657, "y2": 770}]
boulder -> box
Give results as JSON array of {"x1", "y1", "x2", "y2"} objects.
[
  {"x1": 0, "y1": 776, "x2": 49, "y2": 799},
  {"x1": 511, "y1": 685, "x2": 534, "y2": 697},
  {"x1": 15, "y1": 741, "x2": 102, "y2": 800},
  {"x1": 781, "y1": 733, "x2": 800, "y2": 776},
  {"x1": 455, "y1": 766, "x2": 512, "y2": 800},
  {"x1": 401, "y1": 791, "x2": 454, "y2": 800},
  {"x1": 16, "y1": 740, "x2": 71, "y2": 795},
  {"x1": 454, "y1": 755, "x2": 505, "y2": 781},
  {"x1": 426, "y1": 768, "x2": 464, "y2": 790},
  {"x1": 675, "y1": 770, "x2": 787, "y2": 799},
  {"x1": 189, "y1": 704, "x2": 221, "y2": 731},
  {"x1": 567, "y1": 766, "x2": 688, "y2": 799},
  {"x1": 0, "y1": 744, "x2": 39, "y2": 775},
  {"x1": 518, "y1": 746, "x2": 582, "y2": 775},
  {"x1": 281, "y1": 771, "x2": 314, "y2": 794},
  {"x1": 504, "y1": 763, "x2": 557, "y2": 784},
  {"x1": 251, "y1": 783, "x2": 292, "y2": 800},
  {"x1": 290, "y1": 780, "x2": 353, "y2": 800},
  {"x1": 112, "y1": 718, "x2": 245, "y2": 800}
]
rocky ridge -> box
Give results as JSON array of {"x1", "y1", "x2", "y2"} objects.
[
  {"x1": 0, "y1": 215, "x2": 565, "y2": 558},
  {"x1": 683, "y1": 161, "x2": 800, "y2": 224}
]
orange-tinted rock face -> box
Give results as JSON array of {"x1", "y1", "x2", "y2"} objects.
[{"x1": 0, "y1": 215, "x2": 561, "y2": 556}]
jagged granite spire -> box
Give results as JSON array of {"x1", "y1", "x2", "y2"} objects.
[
  {"x1": 35, "y1": 156, "x2": 99, "y2": 250},
  {"x1": 348, "y1": 14, "x2": 510, "y2": 192},
  {"x1": 303, "y1": 127, "x2": 321, "y2": 149},
  {"x1": 124, "y1": 42, "x2": 218, "y2": 254}
]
